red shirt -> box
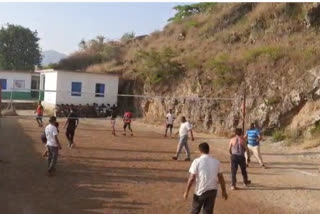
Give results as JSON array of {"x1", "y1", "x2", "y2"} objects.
[
  {"x1": 123, "y1": 112, "x2": 132, "y2": 123},
  {"x1": 36, "y1": 105, "x2": 44, "y2": 116}
]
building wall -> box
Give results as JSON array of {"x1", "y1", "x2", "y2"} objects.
[
  {"x1": 0, "y1": 71, "x2": 32, "y2": 100},
  {"x1": 55, "y1": 71, "x2": 119, "y2": 105},
  {"x1": 42, "y1": 71, "x2": 58, "y2": 105}
]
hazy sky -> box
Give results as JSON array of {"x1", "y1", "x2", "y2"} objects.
[{"x1": 0, "y1": 2, "x2": 182, "y2": 55}]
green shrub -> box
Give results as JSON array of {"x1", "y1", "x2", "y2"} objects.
[
  {"x1": 168, "y1": 3, "x2": 216, "y2": 22},
  {"x1": 207, "y1": 54, "x2": 242, "y2": 87},
  {"x1": 310, "y1": 121, "x2": 320, "y2": 135},
  {"x1": 243, "y1": 46, "x2": 285, "y2": 63},
  {"x1": 266, "y1": 96, "x2": 282, "y2": 105},
  {"x1": 272, "y1": 130, "x2": 286, "y2": 142},
  {"x1": 135, "y1": 48, "x2": 184, "y2": 85},
  {"x1": 121, "y1": 32, "x2": 135, "y2": 43},
  {"x1": 185, "y1": 19, "x2": 200, "y2": 30}
]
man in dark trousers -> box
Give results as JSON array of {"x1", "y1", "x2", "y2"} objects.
[
  {"x1": 63, "y1": 108, "x2": 79, "y2": 148},
  {"x1": 184, "y1": 142, "x2": 228, "y2": 214},
  {"x1": 229, "y1": 128, "x2": 251, "y2": 190}
]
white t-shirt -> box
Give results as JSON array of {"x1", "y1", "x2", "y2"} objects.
[
  {"x1": 45, "y1": 124, "x2": 58, "y2": 147},
  {"x1": 166, "y1": 113, "x2": 175, "y2": 124},
  {"x1": 179, "y1": 121, "x2": 192, "y2": 136},
  {"x1": 189, "y1": 154, "x2": 221, "y2": 196}
]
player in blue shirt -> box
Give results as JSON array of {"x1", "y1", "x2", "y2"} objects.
[{"x1": 244, "y1": 123, "x2": 266, "y2": 168}]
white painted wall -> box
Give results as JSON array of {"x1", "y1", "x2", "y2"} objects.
[
  {"x1": 41, "y1": 70, "x2": 119, "y2": 106},
  {"x1": 56, "y1": 71, "x2": 119, "y2": 105},
  {"x1": 0, "y1": 71, "x2": 32, "y2": 91},
  {"x1": 42, "y1": 71, "x2": 58, "y2": 105}
]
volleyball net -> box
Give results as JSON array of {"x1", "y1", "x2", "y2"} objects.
[{"x1": 0, "y1": 88, "x2": 246, "y2": 130}]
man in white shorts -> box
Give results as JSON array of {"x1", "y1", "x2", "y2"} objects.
[{"x1": 164, "y1": 109, "x2": 175, "y2": 138}]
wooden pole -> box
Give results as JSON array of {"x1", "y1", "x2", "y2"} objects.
[{"x1": 242, "y1": 88, "x2": 246, "y2": 133}]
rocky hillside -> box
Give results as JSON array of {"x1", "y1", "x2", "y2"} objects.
[{"x1": 57, "y1": 3, "x2": 320, "y2": 143}]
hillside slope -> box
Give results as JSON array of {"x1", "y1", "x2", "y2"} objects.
[{"x1": 57, "y1": 3, "x2": 320, "y2": 142}]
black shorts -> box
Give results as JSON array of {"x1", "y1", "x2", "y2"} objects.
[
  {"x1": 123, "y1": 122, "x2": 131, "y2": 129},
  {"x1": 166, "y1": 124, "x2": 173, "y2": 129}
]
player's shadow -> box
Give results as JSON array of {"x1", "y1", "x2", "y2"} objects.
[
  {"x1": 76, "y1": 146, "x2": 174, "y2": 155},
  {"x1": 67, "y1": 155, "x2": 168, "y2": 162},
  {"x1": 0, "y1": 118, "x2": 149, "y2": 214},
  {"x1": 244, "y1": 184, "x2": 320, "y2": 191},
  {"x1": 262, "y1": 152, "x2": 320, "y2": 156}
]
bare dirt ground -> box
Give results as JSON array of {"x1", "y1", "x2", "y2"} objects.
[{"x1": 0, "y1": 115, "x2": 320, "y2": 214}]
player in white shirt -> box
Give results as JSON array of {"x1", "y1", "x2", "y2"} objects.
[
  {"x1": 172, "y1": 116, "x2": 194, "y2": 161},
  {"x1": 45, "y1": 116, "x2": 62, "y2": 176},
  {"x1": 184, "y1": 143, "x2": 228, "y2": 214},
  {"x1": 164, "y1": 109, "x2": 175, "y2": 138}
]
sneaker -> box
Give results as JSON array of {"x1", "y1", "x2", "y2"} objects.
[
  {"x1": 184, "y1": 158, "x2": 191, "y2": 161},
  {"x1": 230, "y1": 186, "x2": 237, "y2": 190},
  {"x1": 244, "y1": 180, "x2": 251, "y2": 187},
  {"x1": 261, "y1": 164, "x2": 266, "y2": 169},
  {"x1": 172, "y1": 156, "x2": 178, "y2": 160}
]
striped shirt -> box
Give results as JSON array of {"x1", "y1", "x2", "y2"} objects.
[{"x1": 246, "y1": 129, "x2": 260, "y2": 146}]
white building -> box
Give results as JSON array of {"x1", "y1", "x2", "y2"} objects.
[
  {"x1": 0, "y1": 70, "x2": 40, "y2": 100},
  {"x1": 39, "y1": 69, "x2": 119, "y2": 109}
]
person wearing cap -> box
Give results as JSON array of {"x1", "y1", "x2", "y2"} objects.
[{"x1": 45, "y1": 116, "x2": 62, "y2": 176}]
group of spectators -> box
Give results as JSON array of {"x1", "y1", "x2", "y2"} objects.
[{"x1": 55, "y1": 103, "x2": 117, "y2": 118}]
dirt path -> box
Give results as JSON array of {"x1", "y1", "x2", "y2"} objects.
[{"x1": 0, "y1": 117, "x2": 319, "y2": 214}]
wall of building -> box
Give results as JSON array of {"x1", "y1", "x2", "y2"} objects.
[
  {"x1": 0, "y1": 71, "x2": 32, "y2": 100},
  {"x1": 42, "y1": 71, "x2": 58, "y2": 105},
  {"x1": 55, "y1": 71, "x2": 119, "y2": 105}
]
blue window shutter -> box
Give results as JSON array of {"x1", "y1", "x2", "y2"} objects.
[
  {"x1": 71, "y1": 82, "x2": 82, "y2": 96},
  {"x1": 95, "y1": 83, "x2": 105, "y2": 97},
  {"x1": 0, "y1": 79, "x2": 7, "y2": 90}
]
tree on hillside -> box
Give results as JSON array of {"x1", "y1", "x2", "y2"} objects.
[
  {"x1": 0, "y1": 24, "x2": 42, "y2": 70},
  {"x1": 168, "y1": 3, "x2": 216, "y2": 22},
  {"x1": 121, "y1": 32, "x2": 135, "y2": 43},
  {"x1": 79, "y1": 39, "x2": 87, "y2": 50}
]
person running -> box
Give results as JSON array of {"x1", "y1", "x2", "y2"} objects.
[
  {"x1": 229, "y1": 128, "x2": 251, "y2": 190},
  {"x1": 41, "y1": 121, "x2": 59, "y2": 157},
  {"x1": 123, "y1": 111, "x2": 133, "y2": 136},
  {"x1": 35, "y1": 101, "x2": 44, "y2": 127},
  {"x1": 244, "y1": 123, "x2": 265, "y2": 168},
  {"x1": 172, "y1": 116, "x2": 194, "y2": 161},
  {"x1": 63, "y1": 108, "x2": 79, "y2": 148},
  {"x1": 184, "y1": 142, "x2": 228, "y2": 214},
  {"x1": 164, "y1": 109, "x2": 175, "y2": 138},
  {"x1": 110, "y1": 108, "x2": 117, "y2": 136},
  {"x1": 45, "y1": 116, "x2": 62, "y2": 176}
]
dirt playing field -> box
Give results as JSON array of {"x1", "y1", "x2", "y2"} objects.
[{"x1": 0, "y1": 115, "x2": 320, "y2": 214}]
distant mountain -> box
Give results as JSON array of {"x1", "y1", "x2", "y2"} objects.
[{"x1": 42, "y1": 50, "x2": 67, "y2": 66}]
